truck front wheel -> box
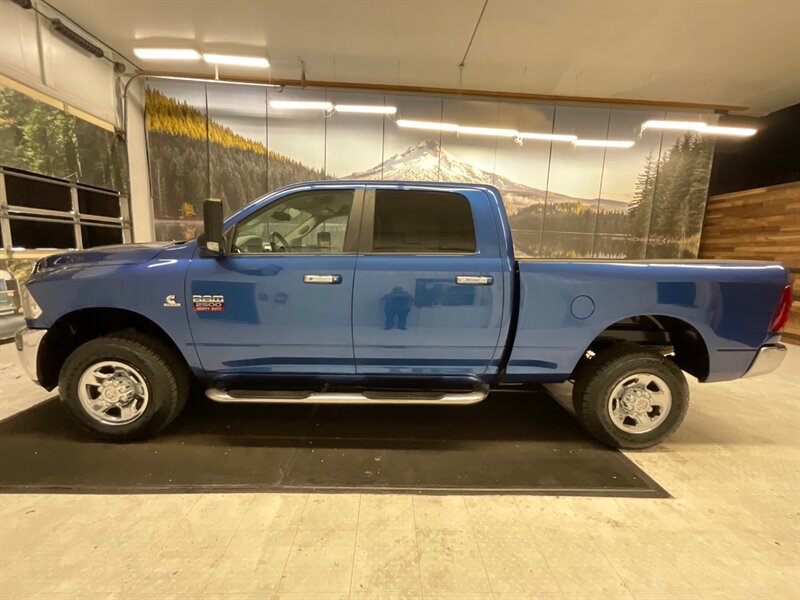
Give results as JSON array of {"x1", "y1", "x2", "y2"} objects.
[
  {"x1": 571, "y1": 344, "x2": 689, "y2": 449},
  {"x1": 58, "y1": 333, "x2": 189, "y2": 441}
]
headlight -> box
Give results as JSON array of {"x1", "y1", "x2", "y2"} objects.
[{"x1": 20, "y1": 283, "x2": 42, "y2": 320}]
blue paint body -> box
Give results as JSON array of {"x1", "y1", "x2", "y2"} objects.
[
  {"x1": 351, "y1": 187, "x2": 507, "y2": 377},
  {"x1": 507, "y1": 260, "x2": 788, "y2": 383},
  {"x1": 25, "y1": 181, "x2": 790, "y2": 388}
]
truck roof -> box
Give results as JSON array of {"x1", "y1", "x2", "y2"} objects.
[{"x1": 272, "y1": 180, "x2": 501, "y2": 193}]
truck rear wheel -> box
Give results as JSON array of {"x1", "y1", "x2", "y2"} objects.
[
  {"x1": 571, "y1": 343, "x2": 689, "y2": 449},
  {"x1": 58, "y1": 333, "x2": 189, "y2": 441}
]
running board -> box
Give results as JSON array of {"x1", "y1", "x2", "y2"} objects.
[{"x1": 205, "y1": 388, "x2": 488, "y2": 405}]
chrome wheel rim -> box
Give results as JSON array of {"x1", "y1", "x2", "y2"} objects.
[
  {"x1": 77, "y1": 361, "x2": 149, "y2": 425},
  {"x1": 607, "y1": 373, "x2": 672, "y2": 434}
]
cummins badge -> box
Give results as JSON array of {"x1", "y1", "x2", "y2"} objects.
[{"x1": 163, "y1": 295, "x2": 181, "y2": 308}]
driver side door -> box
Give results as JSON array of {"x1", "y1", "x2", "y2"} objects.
[{"x1": 186, "y1": 186, "x2": 363, "y2": 377}]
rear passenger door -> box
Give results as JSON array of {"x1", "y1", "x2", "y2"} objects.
[{"x1": 352, "y1": 187, "x2": 505, "y2": 377}]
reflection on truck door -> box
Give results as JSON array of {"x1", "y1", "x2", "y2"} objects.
[
  {"x1": 185, "y1": 187, "x2": 363, "y2": 375},
  {"x1": 352, "y1": 189, "x2": 505, "y2": 376}
]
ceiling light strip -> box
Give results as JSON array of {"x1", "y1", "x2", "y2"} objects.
[
  {"x1": 642, "y1": 120, "x2": 757, "y2": 137},
  {"x1": 457, "y1": 126, "x2": 518, "y2": 137},
  {"x1": 335, "y1": 105, "x2": 397, "y2": 114},
  {"x1": 573, "y1": 139, "x2": 635, "y2": 148},
  {"x1": 203, "y1": 54, "x2": 270, "y2": 68},
  {"x1": 699, "y1": 125, "x2": 757, "y2": 137},
  {"x1": 642, "y1": 120, "x2": 707, "y2": 131},
  {"x1": 518, "y1": 132, "x2": 577, "y2": 142},
  {"x1": 397, "y1": 120, "x2": 575, "y2": 141},
  {"x1": 133, "y1": 48, "x2": 200, "y2": 60},
  {"x1": 397, "y1": 119, "x2": 459, "y2": 132},
  {"x1": 269, "y1": 100, "x2": 333, "y2": 110}
]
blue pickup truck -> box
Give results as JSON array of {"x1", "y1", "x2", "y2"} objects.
[{"x1": 15, "y1": 182, "x2": 792, "y2": 448}]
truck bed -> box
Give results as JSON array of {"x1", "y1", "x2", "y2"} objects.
[{"x1": 506, "y1": 259, "x2": 790, "y2": 383}]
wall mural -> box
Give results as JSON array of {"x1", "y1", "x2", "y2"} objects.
[
  {"x1": 0, "y1": 84, "x2": 130, "y2": 288},
  {"x1": 0, "y1": 85, "x2": 128, "y2": 194},
  {"x1": 145, "y1": 81, "x2": 716, "y2": 258}
]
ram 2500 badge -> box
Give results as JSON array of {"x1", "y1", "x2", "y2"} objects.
[{"x1": 15, "y1": 182, "x2": 792, "y2": 448}]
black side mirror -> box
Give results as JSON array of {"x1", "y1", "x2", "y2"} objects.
[{"x1": 199, "y1": 199, "x2": 226, "y2": 256}]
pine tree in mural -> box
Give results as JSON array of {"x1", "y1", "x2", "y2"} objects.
[
  {"x1": 0, "y1": 86, "x2": 127, "y2": 192},
  {"x1": 628, "y1": 150, "x2": 658, "y2": 233},
  {"x1": 145, "y1": 87, "x2": 324, "y2": 239},
  {"x1": 0, "y1": 87, "x2": 81, "y2": 179},
  {"x1": 648, "y1": 133, "x2": 714, "y2": 257},
  {"x1": 626, "y1": 134, "x2": 714, "y2": 258},
  {"x1": 625, "y1": 149, "x2": 659, "y2": 257}
]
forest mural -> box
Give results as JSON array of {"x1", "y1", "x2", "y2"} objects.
[
  {"x1": 0, "y1": 84, "x2": 130, "y2": 287},
  {"x1": 0, "y1": 85, "x2": 128, "y2": 193},
  {"x1": 145, "y1": 81, "x2": 716, "y2": 258}
]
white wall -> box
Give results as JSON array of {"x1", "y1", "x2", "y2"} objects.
[
  {"x1": 0, "y1": 0, "x2": 155, "y2": 241},
  {"x1": 0, "y1": 0, "x2": 121, "y2": 125},
  {"x1": 125, "y1": 80, "x2": 155, "y2": 242}
]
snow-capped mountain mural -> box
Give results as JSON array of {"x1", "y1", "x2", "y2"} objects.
[
  {"x1": 144, "y1": 82, "x2": 714, "y2": 260},
  {"x1": 347, "y1": 140, "x2": 630, "y2": 215}
]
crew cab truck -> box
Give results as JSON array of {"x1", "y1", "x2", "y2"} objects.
[{"x1": 15, "y1": 182, "x2": 792, "y2": 449}]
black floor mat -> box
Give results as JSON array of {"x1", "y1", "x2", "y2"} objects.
[{"x1": 0, "y1": 389, "x2": 668, "y2": 497}]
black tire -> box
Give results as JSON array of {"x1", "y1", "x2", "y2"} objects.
[
  {"x1": 571, "y1": 343, "x2": 689, "y2": 449},
  {"x1": 58, "y1": 332, "x2": 189, "y2": 441}
]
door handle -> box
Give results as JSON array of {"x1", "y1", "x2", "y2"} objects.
[
  {"x1": 456, "y1": 275, "x2": 493, "y2": 285},
  {"x1": 304, "y1": 274, "x2": 342, "y2": 284}
]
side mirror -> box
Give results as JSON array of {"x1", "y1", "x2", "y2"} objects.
[{"x1": 199, "y1": 198, "x2": 226, "y2": 256}]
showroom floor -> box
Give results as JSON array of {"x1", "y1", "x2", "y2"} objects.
[{"x1": 0, "y1": 341, "x2": 798, "y2": 600}]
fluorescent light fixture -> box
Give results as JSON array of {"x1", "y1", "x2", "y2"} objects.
[
  {"x1": 642, "y1": 120, "x2": 707, "y2": 131},
  {"x1": 518, "y1": 132, "x2": 578, "y2": 142},
  {"x1": 641, "y1": 120, "x2": 757, "y2": 137},
  {"x1": 699, "y1": 125, "x2": 757, "y2": 137},
  {"x1": 573, "y1": 139, "x2": 635, "y2": 148},
  {"x1": 133, "y1": 48, "x2": 200, "y2": 60},
  {"x1": 334, "y1": 104, "x2": 397, "y2": 114},
  {"x1": 397, "y1": 119, "x2": 459, "y2": 132},
  {"x1": 203, "y1": 53, "x2": 269, "y2": 68},
  {"x1": 457, "y1": 126, "x2": 518, "y2": 137},
  {"x1": 269, "y1": 100, "x2": 333, "y2": 110}
]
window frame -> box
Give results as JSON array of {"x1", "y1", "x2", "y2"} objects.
[
  {"x1": 359, "y1": 188, "x2": 479, "y2": 256},
  {"x1": 227, "y1": 187, "x2": 364, "y2": 257}
]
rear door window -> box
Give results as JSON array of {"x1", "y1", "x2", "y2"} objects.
[{"x1": 371, "y1": 190, "x2": 476, "y2": 253}]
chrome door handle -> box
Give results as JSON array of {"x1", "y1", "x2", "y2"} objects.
[
  {"x1": 304, "y1": 274, "x2": 342, "y2": 284},
  {"x1": 456, "y1": 275, "x2": 493, "y2": 285}
]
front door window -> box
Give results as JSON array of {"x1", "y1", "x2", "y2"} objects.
[{"x1": 232, "y1": 189, "x2": 354, "y2": 254}]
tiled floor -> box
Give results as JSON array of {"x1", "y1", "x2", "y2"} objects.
[{"x1": 0, "y1": 341, "x2": 798, "y2": 599}]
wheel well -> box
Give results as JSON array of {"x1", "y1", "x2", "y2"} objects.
[
  {"x1": 580, "y1": 315, "x2": 710, "y2": 381},
  {"x1": 38, "y1": 308, "x2": 189, "y2": 390}
]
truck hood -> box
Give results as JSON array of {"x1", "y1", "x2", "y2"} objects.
[{"x1": 35, "y1": 242, "x2": 176, "y2": 271}]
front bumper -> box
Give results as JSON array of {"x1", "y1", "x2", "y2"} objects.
[
  {"x1": 744, "y1": 343, "x2": 788, "y2": 378},
  {"x1": 14, "y1": 327, "x2": 47, "y2": 385}
]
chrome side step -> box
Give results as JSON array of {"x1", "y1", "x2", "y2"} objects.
[{"x1": 205, "y1": 388, "x2": 488, "y2": 405}]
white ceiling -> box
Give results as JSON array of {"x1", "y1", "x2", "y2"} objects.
[{"x1": 47, "y1": 0, "x2": 800, "y2": 115}]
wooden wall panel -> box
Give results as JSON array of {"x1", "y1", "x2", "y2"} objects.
[{"x1": 699, "y1": 182, "x2": 800, "y2": 343}]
